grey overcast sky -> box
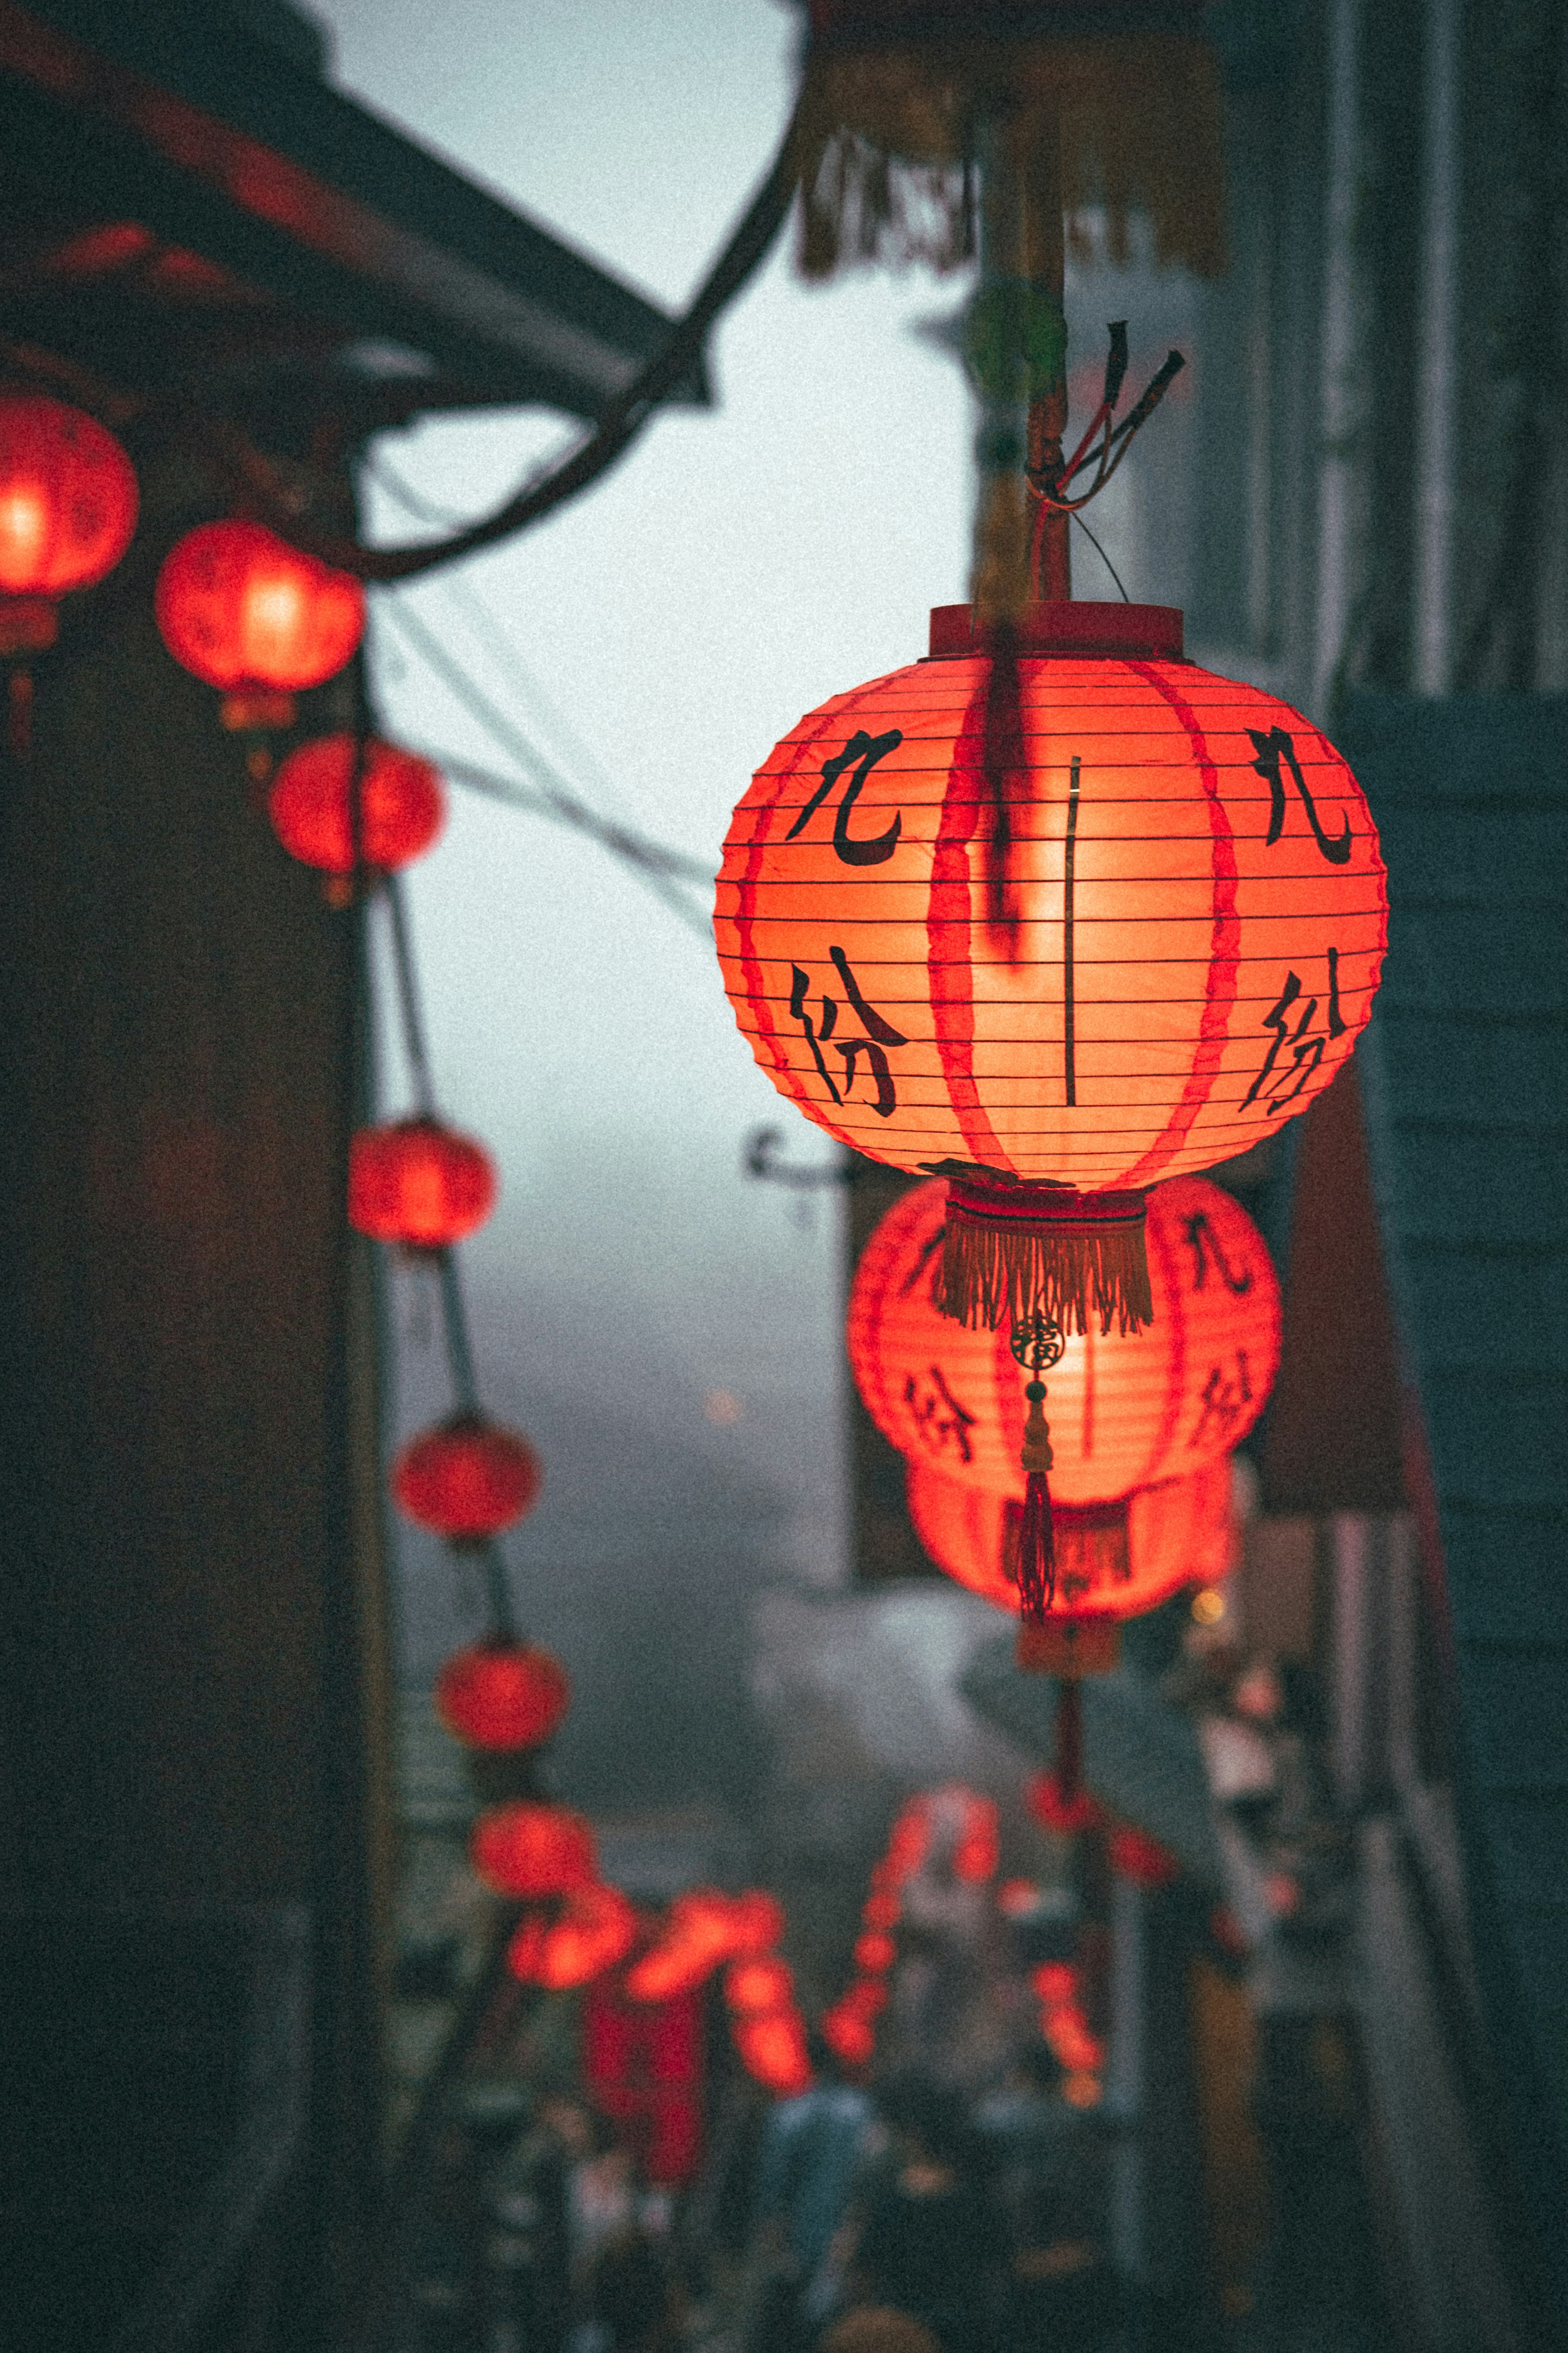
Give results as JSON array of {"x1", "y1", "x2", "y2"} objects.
[{"x1": 308, "y1": 0, "x2": 974, "y2": 1696}]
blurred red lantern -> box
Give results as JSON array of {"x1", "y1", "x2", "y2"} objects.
[
  {"x1": 1108, "y1": 1824, "x2": 1180, "y2": 1889},
  {"x1": 1044, "y1": 2010, "x2": 1105, "y2": 2074},
  {"x1": 349, "y1": 1117, "x2": 497, "y2": 1249},
  {"x1": 155, "y1": 518, "x2": 362, "y2": 724},
  {"x1": 470, "y1": 1801, "x2": 597, "y2": 1898},
  {"x1": 392, "y1": 1413, "x2": 542, "y2": 1544},
  {"x1": 728, "y1": 1889, "x2": 787, "y2": 1957},
  {"x1": 884, "y1": 1801, "x2": 931, "y2": 1884},
  {"x1": 907, "y1": 1455, "x2": 1235, "y2": 1623},
  {"x1": 434, "y1": 1638, "x2": 570, "y2": 1751},
  {"x1": 862, "y1": 1892, "x2": 900, "y2": 1931},
  {"x1": 1025, "y1": 1770, "x2": 1102, "y2": 1836},
  {"x1": 733, "y1": 2008, "x2": 813, "y2": 2096},
  {"x1": 717, "y1": 601, "x2": 1384, "y2": 1339},
  {"x1": 1031, "y1": 1962, "x2": 1077, "y2": 2006},
  {"x1": 626, "y1": 1889, "x2": 742, "y2": 2003},
  {"x1": 507, "y1": 1882, "x2": 636, "y2": 1990},
  {"x1": 851, "y1": 1176, "x2": 1278, "y2": 1504},
  {"x1": 853, "y1": 1931, "x2": 896, "y2": 1974},
  {"x1": 953, "y1": 1794, "x2": 1001, "y2": 1883},
  {"x1": 0, "y1": 393, "x2": 138, "y2": 755},
  {"x1": 0, "y1": 393, "x2": 137, "y2": 627},
  {"x1": 820, "y1": 2004, "x2": 876, "y2": 2069},
  {"x1": 269, "y1": 733, "x2": 444, "y2": 875},
  {"x1": 842, "y1": 1976, "x2": 889, "y2": 2020},
  {"x1": 725, "y1": 1957, "x2": 795, "y2": 2015}
]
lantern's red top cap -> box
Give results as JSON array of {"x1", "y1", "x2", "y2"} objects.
[{"x1": 928, "y1": 600, "x2": 1184, "y2": 660}]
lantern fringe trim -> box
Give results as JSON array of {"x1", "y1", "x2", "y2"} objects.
[
  {"x1": 1005, "y1": 1493, "x2": 1130, "y2": 1611},
  {"x1": 935, "y1": 1170, "x2": 1150, "y2": 1335},
  {"x1": 790, "y1": 31, "x2": 1225, "y2": 283}
]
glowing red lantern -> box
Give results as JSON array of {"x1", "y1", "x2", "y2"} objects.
[
  {"x1": 733, "y1": 2008, "x2": 813, "y2": 2096},
  {"x1": 507, "y1": 1882, "x2": 636, "y2": 1989},
  {"x1": 953, "y1": 1795, "x2": 1001, "y2": 1884},
  {"x1": 853, "y1": 1931, "x2": 896, "y2": 1974},
  {"x1": 269, "y1": 734, "x2": 444, "y2": 875},
  {"x1": 728, "y1": 1889, "x2": 787, "y2": 1957},
  {"x1": 851, "y1": 1176, "x2": 1278, "y2": 1504},
  {"x1": 349, "y1": 1118, "x2": 497, "y2": 1250},
  {"x1": 820, "y1": 2004, "x2": 876, "y2": 2069},
  {"x1": 718, "y1": 600, "x2": 1385, "y2": 1337},
  {"x1": 1025, "y1": 1771, "x2": 1102, "y2": 1836},
  {"x1": 0, "y1": 394, "x2": 137, "y2": 629},
  {"x1": 907, "y1": 1455, "x2": 1234, "y2": 1621},
  {"x1": 392, "y1": 1413, "x2": 542, "y2": 1544},
  {"x1": 844, "y1": 1976, "x2": 889, "y2": 2020},
  {"x1": 434, "y1": 1639, "x2": 570, "y2": 1752},
  {"x1": 1108, "y1": 1824, "x2": 1180, "y2": 1889},
  {"x1": 470, "y1": 1800, "x2": 597, "y2": 1898},
  {"x1": 725, "y1": 1957, "x2": 796, "y2": 2014},
  {"x1": 884, "y1": 1801, "x2": 931, "y2": 1884},
  {"x1": 862, "y1": 1892, "x2": 900, "y2": 1931},
  {"x1": 155, "y1": 518, "x2": 362, "y2": 725},
  {"x1": 626, "y1": 1889, "x2": 743, "y2": 2003},
  {"x1": 1031, "y1": 1962, "x2": 1077, "y2": 2006}
]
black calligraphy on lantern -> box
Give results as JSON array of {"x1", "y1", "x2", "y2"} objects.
[
  {"x1": 1247, "y1": 725, "x2": 1352, "y2": 864},
  {"x1": 789, "y1": 949, "x2": 909, "y2": 1118},
  {"x1": 905, "y1": 1365, "x2": 979, "y2": 1464},
  {"x1": 785, "y1": 729, "x2": 905, "y2": 865},
  {"x1": 1188, "y1": 1351, "x2": 1254, "y2": 1450},
  {"x1": 900, "y1": 1223, "x2": 946, "y2": 1303},
  {"x1": 1242, "y1": 947, "x2": 1347, "y2": 1116},
  {"x1": 1183, "y1": 1209, "x2": 1254, "y2": 1294}
]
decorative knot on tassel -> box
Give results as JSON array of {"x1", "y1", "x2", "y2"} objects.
[
  {"x1": 1010, "y1": 1311, "x2": 1064, "y2": 1627},
  {"x1": 932, "y1": 1167, "x2": 1151, "y2": 1337}
]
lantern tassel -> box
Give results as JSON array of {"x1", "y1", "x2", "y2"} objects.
[
  {"x1": 936, "y1": 1168, "x2": 1151, "y2": 1336},
  {"x1": 1015, "y1": 1379, "x2": 1056, "y2": 1625}
]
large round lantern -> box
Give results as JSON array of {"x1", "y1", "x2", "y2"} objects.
[
  {"x1": 717, "y1": 600, "x2": 1384, "y2": 1338},
  {"x1": 0, "y1": 394, "x2": 138, "y2": 627},
  {"x1": 155, "y1": 519, "x2": 363, "y2": 726},
  {"x1": 906, "y1": 1455, "x2": 1235, "y2": 1619},
  {"x1": 392, "y1": 1413, "x2": 542, "y2": 1544},
  {"x1": 349, "y1": 1117, "x2": 497, "y2": 1250},
  {"x1": 269, "y1": 735, "x2": 444, "y2": 878},
  {"x1": 435, "y1": 1638, "x2": 570, "y2": 1751},
  {"x1": 470, "y1": 1800, "x2": 597, "y2": 1898},
  {"x1": 850, "y1": 1175, "x2": 1278, "y2": 1502},
  {"x1": 507, "y1": 1883, "x2": 637, "y2": 1990}
]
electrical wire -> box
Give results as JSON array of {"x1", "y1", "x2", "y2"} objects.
[{"x1": 375, "y1": 599, "x2": 713, "y2": 937}]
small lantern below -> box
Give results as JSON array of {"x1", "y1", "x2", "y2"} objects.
[
  {"x1": 470, "y1": 1800, "x2": 596, "y2": 1898},
  {"x1": 349, "y1": 1117, "x2": 497, "y2": 1250},
  {"x1": 155, "y1": 518, "x2": 363, "y2": 732},
  {"x1": 435, "y1": 1639, "x2": 570, "y2": 1751},
  {"x1": 269, "y1": 734, "x2": 444, "y2": 887},
  {"x1": 392, "y1": 1413, "x2": 542, "y2": 1543}
]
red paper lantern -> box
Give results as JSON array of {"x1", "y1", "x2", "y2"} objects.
[
  {"x1": 470, "y1": 1800, "x2": 597, "y2": 1898},
  {"x1": 1108, "y1": 1824, "x2": 1180, "y2": 1888},
  {"x1": 392, "y1": 1413, "x2": 542, "y2": 1543},
  {"x1": 269, "y1": 734, "x2": 444, "y2": 874},
  {"x1": 907, "y1": 1455, "x2": 1235, "y2": 1618},
  {"x1": 625, "y1": 1889, "x2": 743, "y2": 2003},
  {"x1": 717, "y1": 600, "x2": 1384, "y2": 1335},
  {"x1": 507, "y1": 1882, "x2": 636, "y2": 1989},
  {"x1": 434, "y1": 1639, "x2": 570, "y2": 1751},
  {"x1": 851, "y1": 1176, "x2": 1278, "y2": 1503},
  {"x1": 155, "y1": 519, "x2": 362, "y2": 713},
  {"x1": 820, "y1": 2004, "x2": 876, "y2": 2069},
  {"x1": 842, "y1": 1976, "x2": 890, "y2": 2019},
  {"x1": 1025, "y1": 1772, "x2": 1102, "y2": 1836},
  {"x1": 953, "y1": 1796, "x2": 1001, "y2": 1884},
  {"x1": 853, "y1": 1930, "x2": 896, "y2": 1974},
  {"x1": 349, "y1": 1117, "x2": 497, "y2": 1249},
  {"x1": 0, "y1": 394, "x2": 137, "y2": 627},
  {"x1": 862, "y1": 1891, "x2": 900, "y2": 1930},
  {"x1": 725, "y1": 1957, "x2": 796, "y2": 2014},
  {"x1": 734, "y1": 2008, "x2": 813, "y2": 2096},
  {"x1": 728, "y1": 1889, "x2": 788, "y2": 1957},
  {"x1": 884, "y1": 1800, "x2": 931, "y2": 1884}
]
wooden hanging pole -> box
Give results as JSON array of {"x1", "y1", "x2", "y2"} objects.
[{"x1": 1022, "y1": 100, "x2": 1071, "y2": 602}]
